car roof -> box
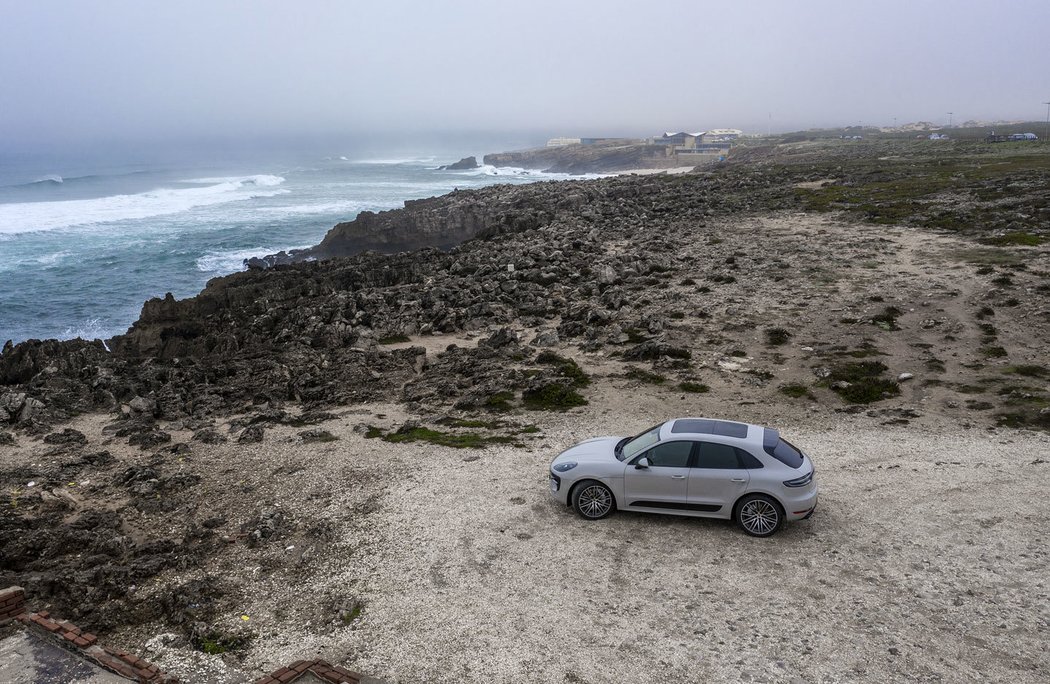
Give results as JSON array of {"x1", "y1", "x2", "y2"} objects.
[{"x1": 661, "y1": 417, "x2": 770, "y2": 447}]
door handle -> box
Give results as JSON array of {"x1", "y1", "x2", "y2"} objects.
[
  {"x1": 671, "y1": 475, "x2": 686, "y2": 479},
  {"x1": 731, "y1": 478, "x2": 746, "y2": 482}
]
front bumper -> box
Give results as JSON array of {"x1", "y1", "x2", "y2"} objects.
[{"x1": 548, "y1": 472, "x2": 570, "y2": 505}]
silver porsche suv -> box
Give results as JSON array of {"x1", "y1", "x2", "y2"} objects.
[{"x1": 548, "y1": 418, "x2": 818, "y2": 537}]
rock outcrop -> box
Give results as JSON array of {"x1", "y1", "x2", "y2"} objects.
[
  {"x1": 483, "y1": 140, "x2": 678, "y2": 173},
  {"x1": 438, "y1": 156, "x2": 479, "y2": 170}
]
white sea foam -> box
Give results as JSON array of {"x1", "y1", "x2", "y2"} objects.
[
  {"x1": 32, "y1": 174, "x2": 64, "y2": 184},
  {"x1": 452, "y1": 164, "x2": 606, "y2": 180},
  {"x1": 0, "y1": 175, "x2": 287, "y2": 235},
  {"x1": 254, "y1": 200, "x2": 387, "y2": 218},
  {"x1": 195, "y1": 245, "x2": 312, "y2": 274},
  {"x1": 353, "y1": 157, "x2": 436, "y2": 165},
  {"x1": 181, "y1": 174, "x2": 286, "y2": 186},
  {"x1": 60, "y1": 318, "x2": 117, "y2": 341}
]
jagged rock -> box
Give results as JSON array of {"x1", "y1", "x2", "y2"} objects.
[
  {"x1": 530, "y1": 330, "x2": 560, "y2": 347},
  {"x1": 192, "y1": 428, "x2": 227, "y2": 444},
  {"x1": 299, "y1": 428, "x2": 337, "y2": 443},
  {"x1": 18, "y1": 397, "x2": 45, "y2": 423},
  {"x1": 43, "y1": 428, "x2": 87, "y2": 446},
  {"x1": 128, "y1": 430, "x2": 172, "y2": 450},
  {"x1": 237, "y1": 425, "x2": 264, "y2": 443},
  {"x1": 128, "y1": 396, "x2": 157, "y2": 416},
  {"x1": 438, "y1": 156, "x2": 479, "y2": 170},
  {"x1": 0, "y1": 431, "x2": 15, "y2": 446}
]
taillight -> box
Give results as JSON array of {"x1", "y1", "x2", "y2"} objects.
[{"x1": 783, "y1": 470, "x2": 813, "y2": 487}]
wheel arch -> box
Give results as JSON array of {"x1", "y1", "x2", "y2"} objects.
[
  {"x1": 568, "y1": 477, "x2": 620, "y2": 511},
  {"x1": 731, "y1": 491, "x2": 785, "y2": 520}
]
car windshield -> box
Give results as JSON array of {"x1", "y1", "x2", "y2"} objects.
[{"x1": 617, "y1": 424, "x2": 662, "y2": 461}]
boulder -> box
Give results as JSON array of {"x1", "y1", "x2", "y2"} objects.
[{"x1": 439, "y1": 156, "x2": 479, "y2": 171}]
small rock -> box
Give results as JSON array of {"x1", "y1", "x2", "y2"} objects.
[{"x1": 898, "y1": 372, "x2": 914, "y2": 381}]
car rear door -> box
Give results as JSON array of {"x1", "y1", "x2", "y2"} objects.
[
  {"x1": 622, "y1": 440, "x2": 693, "y2": 507},
  {"x1": 687, "y1": 442, "x2": 751, "y2": 513}
]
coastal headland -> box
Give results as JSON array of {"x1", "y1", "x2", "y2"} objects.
[{"x1": 2, "y1": 136, "x2": 1049, "y2": 682}]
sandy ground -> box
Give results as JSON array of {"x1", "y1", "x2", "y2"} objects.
[{"x1": 9, "y1": 389, "x2": 1044, "y2": 683}]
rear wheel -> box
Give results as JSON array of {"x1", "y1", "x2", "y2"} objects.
[
  {"x1": 571, "y1": 481, "x2": 615, "y2": 520},
  {"x1": 735, "y1": 494, "x2": 782, "y2": 537}
]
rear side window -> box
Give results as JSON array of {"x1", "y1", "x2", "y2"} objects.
[
  {"x1": 736, "y1": 448, "x2": 764, "y2": 469},
  {"x1": 764, "y1": 438, "x2": 804, "y2": 468},
  {"x1": 694, "y1": 442, "x2": 740, "y2": 469}
]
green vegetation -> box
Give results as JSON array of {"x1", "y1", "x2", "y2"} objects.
[
  {"x1": 482, "y1": 391, "x2": 515, "y2": 412},
  {"x1": 377, "y1": 334, "x2": 411, "y2": 345},
  {"x1": 372, "y1": 425, "x2": 517, "y2": 449},
  {"x1": 765, "y1": 327, "x2": 792, "y2": 346},
  {"x1": 1005, "y1": 364, "x2": 1049, "y2": 378},
  {"x1": 522, "y1": 383, "x2": 588, "y2": 411},
  {"x1": 980, "y1": 345, "x2": 1008, "y2": 358},
  {"x1": 871, "y1": 306, "x2": 902, "y2": 331},
  {"x1": 825, "y1": 361, "x2": 901, "y2": 404},
  {"x1": 678, "y1": 381, "x2": 710, "y2": 393},
  {"x1": 779, "y1": 383, "x2": 814, "y2": 399},
  {"x1": 194, "y1": 630, "x2": 251, "y2": 656},
  {"x1": 795, "y1": 148, "x2": 1050, "y2": 239},
  {"x1": 535, "y1": 351, "x2": 590, "y2": 387},
  {"x1": 624, "y1": 366, "x2": 666, "y2": 384},
  {"x1": 980, "y1": 231, "x2": 1046, "y2": 247}
]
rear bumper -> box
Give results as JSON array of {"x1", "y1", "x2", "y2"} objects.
[{"x1": 783, "y1": 486, "x2": 818, "y2": 522}]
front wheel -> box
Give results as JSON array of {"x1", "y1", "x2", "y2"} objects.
[
  {"x1": 572, "y1": 481, "x2": 615, "y2": 520},
  {"x1": 735, "y1": 494, "x2": 782, "y2": 537}
]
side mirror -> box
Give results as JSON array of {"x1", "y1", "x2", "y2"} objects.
[{"x1": 635, "y1": 457, "x2": 650, "y2": 469}]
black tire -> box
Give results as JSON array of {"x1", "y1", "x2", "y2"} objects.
[
  {"x1": 571, "y1": 480, "x2": 616, "y2": 520},
  {"x1": 734, "y1": 494, "x2": 783, "y2": 537}
]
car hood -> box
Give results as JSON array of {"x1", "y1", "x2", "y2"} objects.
[{"x1": 552, "y1": 436, "x2": 621, "y2": 466}]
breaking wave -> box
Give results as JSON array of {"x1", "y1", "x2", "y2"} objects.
[
  {"x1": 195, "y1": 244, "x2": 312, "y2": 274},
  {"x1": 0, "y1": 175, "x2": 287, "y2": 235}
]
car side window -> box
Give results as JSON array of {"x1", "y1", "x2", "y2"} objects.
[
  {"x1": 641, "y1": 441, "x2": 693, "y2": 467},
  {"x1": 694, "y1": 442, "x2": 741, "y2": 469}
]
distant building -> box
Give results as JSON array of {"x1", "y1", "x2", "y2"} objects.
[
  {"x1": 1008, "y1": 132, "x2": 1038, "y2": 141},
  {"x1": 546, "y1": 137, "x2": 582, "y2": 147},
  {"x1": 929, "y1": 133, "x2": 949, "y2": 140},
  {"x1": 700, "y1": 128, "x2": 743, "y2": 142},
  {"x1": 652, "y1": 132, "x2": 702, "y2": 147}
]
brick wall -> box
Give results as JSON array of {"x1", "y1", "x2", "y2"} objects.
[
  {"x1": 0, "y1": 586, "x2": 26, "y2": 623},
  {"x1": 15, "y1": 606, "x2": 178, "y2": 683}
]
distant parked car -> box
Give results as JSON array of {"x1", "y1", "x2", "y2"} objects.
[{"x1": 548, "y1": 418, "x2": 818, "y2": 537}]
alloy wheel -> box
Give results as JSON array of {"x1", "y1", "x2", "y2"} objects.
[
  {"x1": 578, "y1": 485, "x2": 612, "y2": 518},
  {"x1": 739, "y1": 498, "x2": 779, "y2": 535}
]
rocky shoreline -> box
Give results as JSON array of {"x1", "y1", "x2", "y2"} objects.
[{"x1": 2, "y1": 137, "x2": 1048, "y2": 681}]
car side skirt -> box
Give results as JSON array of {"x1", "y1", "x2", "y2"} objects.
[{"x1": 623, "y1": 502, "x2": 732, "y2": 519}]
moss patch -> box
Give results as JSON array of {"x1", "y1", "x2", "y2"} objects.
[
  {"x1": 826, "y1": 361, "x2": 901, "y2": 404},
  {"x1": 522, "y1": 383, "x2": 588, "y2": 411},
  {"x1": 779, "y1": 383, "x2": 815, "y2": 399},
  {"x1": 535, "y1": 351, "x2": 591, "y2": 387},
  {"x1": 624, "y1": 366, "x2": 667, "y2": 384}
]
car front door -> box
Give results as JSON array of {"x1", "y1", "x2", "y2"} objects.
[
  {"x1": 623, "y1": 440, "x2": 693, "y2": 507},
  {"x1": 687, "y1": 442, "x2": 751, "y2": 513}
]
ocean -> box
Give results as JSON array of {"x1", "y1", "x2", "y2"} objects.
[{"x1": 0, "y1": 148, "x2": 585, "y2": 345}]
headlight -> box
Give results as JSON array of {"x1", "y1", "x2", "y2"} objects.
[{"x1": 553, "y1": 462, "x2": 578, "y2": 472}]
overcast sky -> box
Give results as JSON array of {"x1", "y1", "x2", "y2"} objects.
[{"x1": 2, "y1": 0, "x2": 1047, "y2": 149}]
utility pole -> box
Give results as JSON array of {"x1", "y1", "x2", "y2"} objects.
[
  {"x1": 948, "y1": 111, "x2": 953, "y2": 128},
  {"x1": 1044, "y1": 100, "x2": 1050, "y2": 141}
]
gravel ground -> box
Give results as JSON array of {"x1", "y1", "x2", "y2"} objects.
[{"x1": 96, "y1": 393, "x2": 1048, "y2": 684}]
